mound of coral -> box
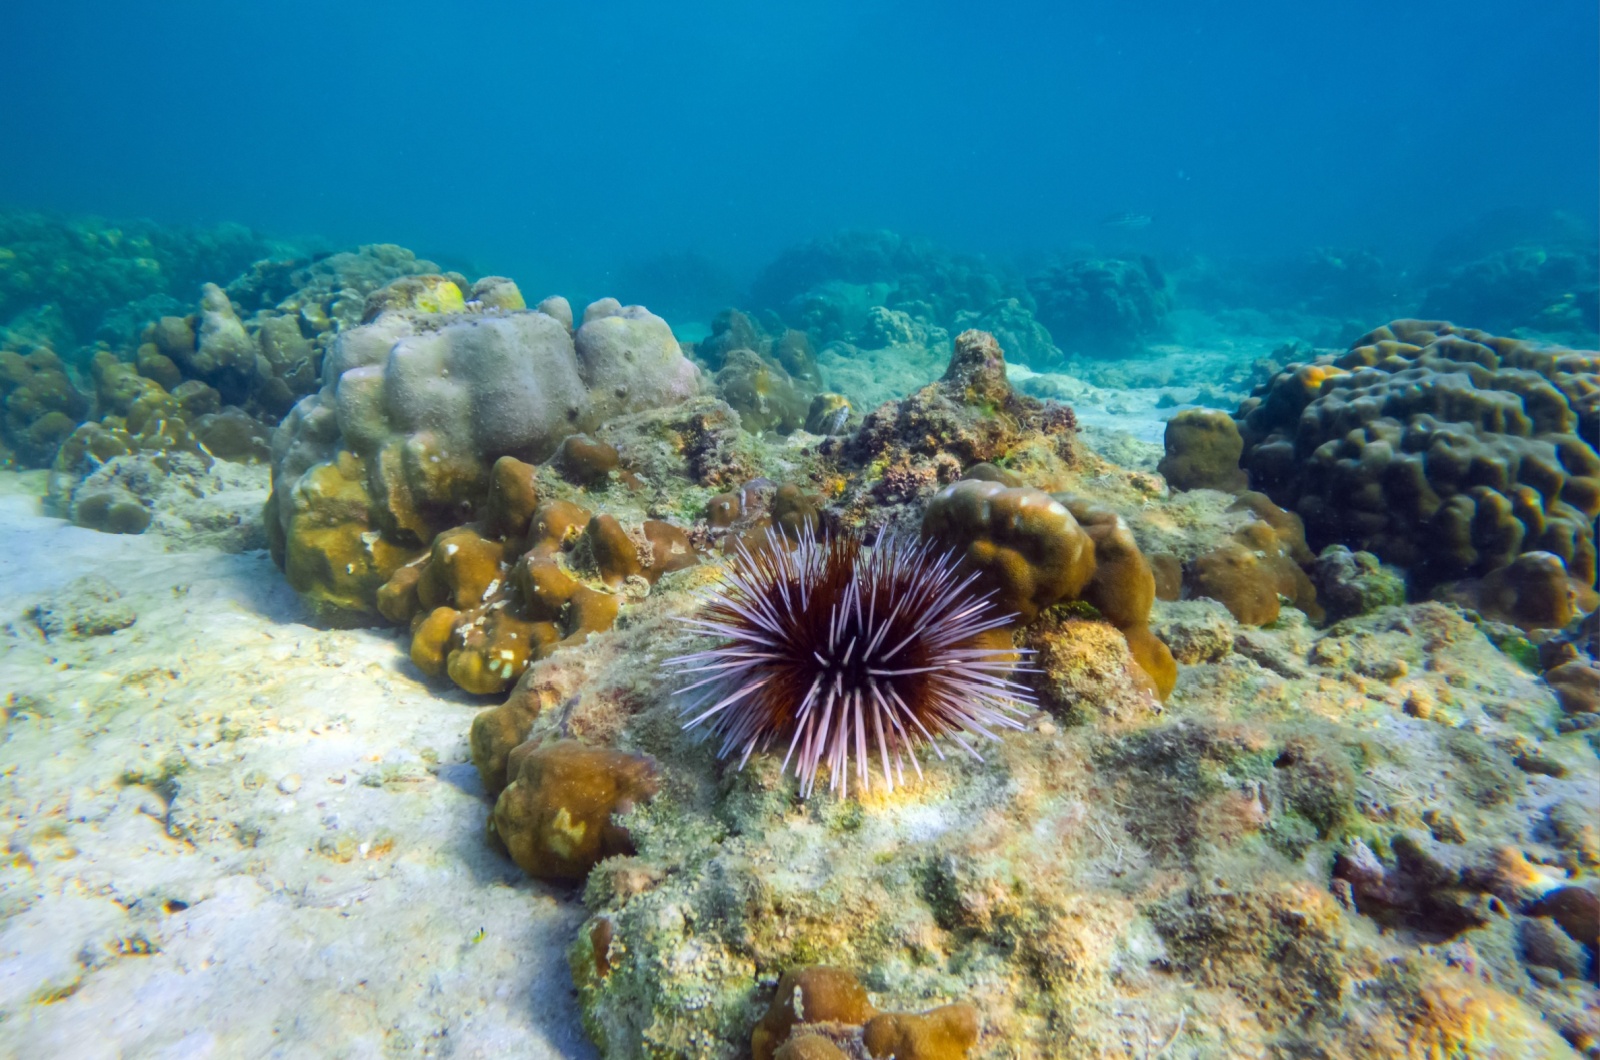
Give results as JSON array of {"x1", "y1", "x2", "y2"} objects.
[
  {"x1": 1236, "y1": 319, "x2": 1599, "y2": 589},
  {"x1": 1026, "y1": 256, "x2": 1172, "y2": 359},
  {"x1": 266, "y1": 280, "x2": 702, "y2": 618},
  {"x1": 1421, "y1": 244, "x2": 1599, "y2": 344}
]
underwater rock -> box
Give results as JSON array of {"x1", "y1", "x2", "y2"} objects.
[
  {"x1": 715, "y1": 347, "x2": 813, "y2": 435},
  {"x1": 1148, "y1": 598, "x2": 1237, "y2": 665},
  {"x1": 489, "y1": 740, "x2": 659, "y2": 882},
  {"x1": 803, "y1": 392, "x2": 852, "y2": 435},
  {"x1": 26, "y1": 574, "x2": 136, "y2": 638},
  {"x1": 1020, "y1": 613, "x2": 1162, "y2": 723},
  {"x1": 1237, "y1": 319, "x2": 1600, "y2": 590},
  {"x1": 572, "y1": 578, "x2": 1587, "y2": 1057},
  {"x1": 1313, "y1": 544, "x2": 1407, "y2": 622},
  {"x1": 835, "y1": 330, "x2": 1078, "y2": 534},
  {"x1": 1156, "y1": 407, "x2": 1247, "y2": 492}
]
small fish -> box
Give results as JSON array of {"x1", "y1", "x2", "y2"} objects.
[
  {"x1": 1101, "y1": 212, "x2": 1153, "y2": 230},
  {"x1": 470, "y1": 926, "x2": 486, "y2": 944}
]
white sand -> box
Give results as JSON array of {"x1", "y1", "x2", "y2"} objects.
[{"x1": 0, "y1": 475, "x2": 595, "y2": 1059}]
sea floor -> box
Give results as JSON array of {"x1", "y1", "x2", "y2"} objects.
[{"x1": 0, "y1": 473, "x2": 597, "y2": 1059}]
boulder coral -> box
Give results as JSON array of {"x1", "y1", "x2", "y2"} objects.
[
  {"x1": 0, "y1": 347, "x2": 89, "y2": 466},
  {"x1": 490, "y1": 740, "x2": 659, "y2": 882},
  {"x1": 1185, "y1": 492, "x2": 1323, "y2": 626},
  {"x1": 1157, "y1": 407, "x2": 1247, "y2": 492},
  {"x1": 266, "y1": 286, "x2": 702, "y2": 616},
  {"x1": 377, "y1": 457, "x2": 699, "y2": 695},
  {"x1": 921, "y1": 478, "x2": 1177, "y2": 698},
  {"x1": 1237, "y1": 319, "x2": 1599, "y2": 587}
]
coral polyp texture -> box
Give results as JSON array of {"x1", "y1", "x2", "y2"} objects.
[
  {"x1": 673, "y1": 530, "x2": 1032, "y2": 796},
  {"x1": 1237, "y1": 318, "x2": 1600, "y2": 587}
]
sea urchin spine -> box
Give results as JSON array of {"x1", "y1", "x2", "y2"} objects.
[{"x1": 671, "y1": 530, "x2": 1034, "y2": 797}]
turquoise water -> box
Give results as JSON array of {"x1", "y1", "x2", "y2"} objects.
[{"x1": 3, "y1": 1, "x2": 1595, "y2": 302}]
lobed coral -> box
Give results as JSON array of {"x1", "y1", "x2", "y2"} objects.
[
  {"x1": 1237, "y1": 319, "x2": 1600, "y2": 588},
  {"x1": 0, "y1": 347, "x2": 89, "y2": 466},
  {"x1": 490, "y1": 740, "x2": 659, "y2": 882},
  {"x1": 267, "y1": 286, "x2": 703, "y2": 617},
  {"x1": 377, "y1": 455, "x2": 700, "y2": 695},
  {"x1": 921, "y1": 478, "x2": 1177, "y2": 699}
]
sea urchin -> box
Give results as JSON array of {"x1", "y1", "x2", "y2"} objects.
[{"x1": 671, "y1": 530, "x2": 1034, "y2": 797}]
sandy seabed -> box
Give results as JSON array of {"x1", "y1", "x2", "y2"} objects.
[{"x1": 0, "y1": 472, "x2": 596, "y2": 1059}]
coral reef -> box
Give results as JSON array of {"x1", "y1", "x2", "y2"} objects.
[
  {"x1": 267, "y1": 287, "x2": 702, "y2": 617},
  {"x1": 43, "y1": 351, "x2": 273, "y2": 537},
  {"x1": 750, "y1": 230, "x2": 1021, "y2": 343},
  {"x1": 195, "y1": 251, "x2": 1600, "y2": 1059},
  {"x1": 154, "y1": 245, "x2": 459, "y2": 419},
  {"x1": 1026, "y1": 256, "x2": 1171, "y2": 358},
  {"x1": 1238, "y1": 319, "x2": 1600, "y2": 589},
  {"x1": 0, "y1": 208, "x2": 272, "y2": 348},
  {"x1": 1421, "y1": 244, "x2": 1600, "y2": 343},
  {"x1": 831, "y1": 329, "x2": 1079, "y2": 535}
]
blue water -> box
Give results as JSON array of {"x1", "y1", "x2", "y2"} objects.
[{"x1": 4, "y1": 0, "x2": 1595, "y2": 299}]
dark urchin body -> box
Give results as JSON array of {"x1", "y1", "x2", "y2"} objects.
[{"x1": 672, "y1": 531, "x2": 1034, "y2": 797}]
